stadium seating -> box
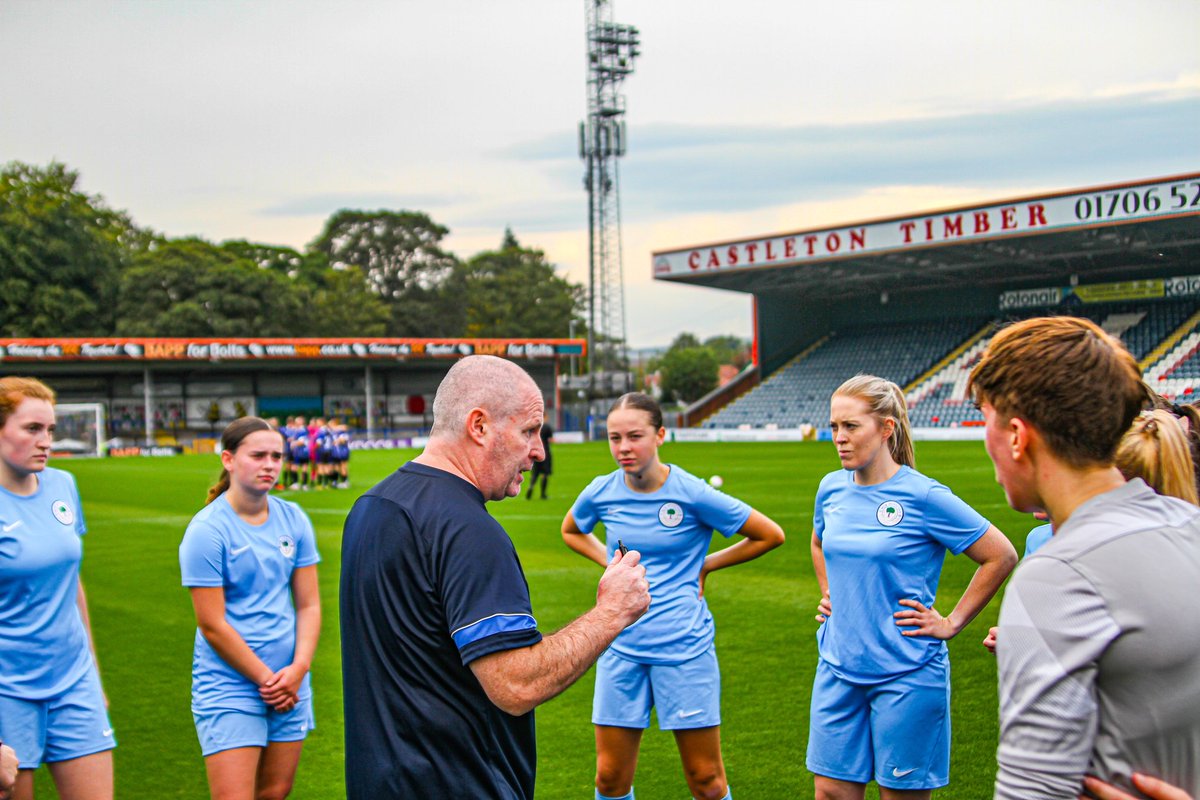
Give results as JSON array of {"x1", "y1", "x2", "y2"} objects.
[
  {"x1": 705, "y1": 317, "x2": 986, "y2": 429},
  {"x1": 1143, "y1": 304, "x2": 1200, "y2": 399},
  {"x1": 705, "y1": 299, "x2": 1200, "y2": 429}
]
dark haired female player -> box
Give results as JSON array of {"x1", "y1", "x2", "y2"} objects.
[{"x1": 180, "y1": 416, "x2": 321, "y2": 800}]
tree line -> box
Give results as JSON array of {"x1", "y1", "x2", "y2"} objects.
[
  {"x1": 0, "y1": 162, "x2": 583, "y2": 340},
  {"x1": 651, "y1": 332, "x2": 753, "y2": 406}
]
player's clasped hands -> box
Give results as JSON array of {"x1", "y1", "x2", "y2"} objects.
[
  {"x1": 894, "y1": 598, "x2": 956, "y2": 639},
  {"x1": 597, "y1": 547, "x2": 651, "y2": 626},
  {"x1": 260, "y1": 664, "x2": 305, "y2": 712}
]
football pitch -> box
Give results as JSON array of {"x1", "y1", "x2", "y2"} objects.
[{"x1": 45, "y1": 439, "x2": 1032, "y2": 798}]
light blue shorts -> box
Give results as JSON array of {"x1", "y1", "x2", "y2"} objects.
[
  {"x1": 592, "y1": 646, "x2": 721, "y2": 730},
  {"x1": 0, "y1": 666, "x2": 116, "y2": 769},
  {"x1": 806, "y1": 654, "x2": 950, "y2": 790},
  {"x1": 193, "y1": 697, "x2": 315, "y2": 757}
]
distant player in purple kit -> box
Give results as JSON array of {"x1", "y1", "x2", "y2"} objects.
[
  {"x1": 278, "y1": 417, "x2": 295, "y2": 489},
  {"x1": 313, "y1": 418, "x2": 334, "y2": 489},
  {"x1": 305, "y1": 417, "x2": 321, "y2": 488},
  {"x1": 562, "y1": 392, "x2": 785, "y2": 800},
  {"x1": 180, "y1": 416, "x2": 321, "y2": 800},
  {"x1": 331, "y1": 420, "x2": 350, "y2": 489},
  {"x1": 0, "y1": 377, "x2": 115, "y2": 800},
  {"x1": 287, "y1": 416, "x2": 310, "y2": 491},
  {"x1": 808, "y1": 375, "x2": 1016, "y2": 800}
]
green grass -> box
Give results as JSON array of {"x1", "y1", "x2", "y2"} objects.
[{"x1": 36, "y1": 440, "x2": 1033, "y2": 798}]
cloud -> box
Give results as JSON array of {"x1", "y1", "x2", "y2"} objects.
[{"x1": 500, "y1": 90, "x2": 1200, "y2": 220}]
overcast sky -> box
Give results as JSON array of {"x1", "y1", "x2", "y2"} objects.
[{"x1": 2, "y1": 1, "x2": 1198, "y2": 347}]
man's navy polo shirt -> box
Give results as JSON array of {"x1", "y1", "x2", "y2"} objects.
[{"x1": 340, "y1": 462, "x2": 543, "y2": 799}]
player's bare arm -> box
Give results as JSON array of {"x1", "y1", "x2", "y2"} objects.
[
  {"x1": 894, "y1": 524, "x2": 1016, "y2": 639},
  {"x1": 699, "y1": 509, "x2": 784, "y2": 597},
  {"x1": 561, "y1": 511, "x2": 609, "y2": 567}
]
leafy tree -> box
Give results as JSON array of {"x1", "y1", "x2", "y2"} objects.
[
  {"x1": 221, "y1": 240, "x2": 328, "y2": 285},
  {"x1": 659, "y1": 345, "x2": 719, "y2": 404},
  {"x1": 668, "y1": 332, "x2": 702, "y2": 351},
  {"x1": 116, "y1": 238, "x2": 307, "y2": 336},
  {"x1": 309, "y1": 210, "x2": 463, "y2": 336},
  {"x1": 0, "y1": 161, "x2": 136, "y2": 335},
  {"x1": 460, "y1": 229, "x2": 584, "y2": 338},
  {"x1": 307, "y1": 267, "x2": 390, "y2": 337},
  {"x1": 703, "y1": 334, "x2": 751, "y2": 368}
]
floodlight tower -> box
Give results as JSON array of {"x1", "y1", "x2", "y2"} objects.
[{"x1": 580, "y1": 0, "x2": 639, "y2": 391}]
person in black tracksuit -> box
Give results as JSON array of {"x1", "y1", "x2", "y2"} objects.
[{"x1": 525, "y1": 422, "x2": 553, "y2": 500}]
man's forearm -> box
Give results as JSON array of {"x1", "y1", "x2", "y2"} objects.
[{"x1": 471, "y1": 604, "x2": 627, "y2": 716}]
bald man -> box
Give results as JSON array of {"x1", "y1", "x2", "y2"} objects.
[{"x1": 340, "y1": 356, "x2": 651, "y2": 799}]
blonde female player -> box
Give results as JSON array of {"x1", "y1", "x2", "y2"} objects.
[
  {"x1": 562, "y1": 392, "x2": 785, "y2": 800},
  {"x1": 1116, "y1": 408, "x2": 1199, "y2": 504},
  {"x1": 180, "y1": 417, "x2": 321, "y2": 800},
  {"x1": 809, "y1": 375, "x2": 1016, "y2": 800},
  {"x1": 0, "y1": 377, "x2": 114, "y2": 800}
]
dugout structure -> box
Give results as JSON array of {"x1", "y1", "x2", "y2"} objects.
[
  {"x1": 652, "y1": 172, "x2": 1200, "y2": 422},
  {"x1": 0, "y1": 337, "x2": 585, "y2": 446}
]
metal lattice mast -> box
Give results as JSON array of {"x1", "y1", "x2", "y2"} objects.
[{"x1": 580, "y1": 0, "x2": 639, "y2": 385}]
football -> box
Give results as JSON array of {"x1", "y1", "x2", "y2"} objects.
[{"x1": 708, "y1": 475, "x2": 724, "y2": 489}]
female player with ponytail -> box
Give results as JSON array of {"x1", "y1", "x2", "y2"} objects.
[
  {"x1": 562, "y1": 392, "x2": 785, "y2": 800},
  {"x1": 808, "y1": 375, "x2": 1016, "y2": 800},
  {"x1": 179, "y1": 417, "x2": 321, "y2": 800}
]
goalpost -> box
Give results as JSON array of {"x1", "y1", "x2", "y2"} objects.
[{"x1": 53, "y1": 402, "x2": 107, "y2": 458}]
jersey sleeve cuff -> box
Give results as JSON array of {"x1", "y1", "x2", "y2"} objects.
[
  {"x1": 181, "y1": 577, "x2": 225, "y2": 587},
  {"x1": 723, "y1": 506, "x2": 753, "y2": 538},
  {"x1": 453, "y1": 613, "x2": 541, "y2": 663},
  {"x1": 458, "y1": 628, "x2": 544, "y2": 666},
  {"x1": 950, "y1": 520, "x2": 991, "y2": 555}
]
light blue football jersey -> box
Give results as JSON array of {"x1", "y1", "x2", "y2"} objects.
[
  {"x1": 1023, "y1": 522, "x2": 1053, "y2": 557},
  {"x1": 570, "y1": 465, "x2": 751, "y2": 664},
  {"x1": 0, "y1": 467, "x2": 92, "y2": 700},
  {"x1": 813, "y1": 465, "x2": 989, "y2": 683},
  {"x1": 180, "y1": 494, "x2": 320, "y2": 712}
]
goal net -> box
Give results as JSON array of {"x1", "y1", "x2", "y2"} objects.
[{"x1": 53, "y1": 403, "x2": 107, "y2": 458}]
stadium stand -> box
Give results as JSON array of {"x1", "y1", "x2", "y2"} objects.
[
  {"x1": 705, "y1": 317, "x2": 986, "y2": 429},
  {"x1": 1143, "y1": 305, "x2": 1200, "y2": 399},
  {"x1": 656, "y1": 173, "x2": 1200, "y2": 433},
  {"x1": 705, "y1": 299, "x2": 1200, "y2": 430}
]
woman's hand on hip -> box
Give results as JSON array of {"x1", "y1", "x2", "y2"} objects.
[{"x1": 894, "y1": 598, "x2": 956, "y2": 639}]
